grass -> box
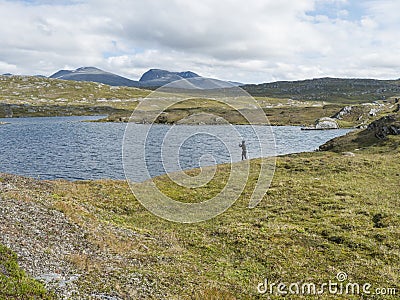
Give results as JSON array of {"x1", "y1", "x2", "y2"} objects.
[
  {"x1": 2, "y1": 75, "x2": 399, "y2": 127},
  {"x1": 1, "y1": 135, "x2": 399, "y2": 298},
  {"x1": 103, "y1": 98, "x2": 358, "y2": 126},
  {"x1": 0, "y1": 75, "x2": 149, "y2": 118},
  {"x1": 263, "y1": 104, "x2": 343, "y2": 126},
  {"x1": 1, "y1": 75, "x2": 399, "y2": 298},
  {"x1": 0, "y1": 244, "x2": 54, "y2": 300}
]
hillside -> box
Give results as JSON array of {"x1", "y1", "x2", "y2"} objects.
[
  {"x1": 243, "y1": 77, "x2": 400, "y2": 103},
  {"x1": 319, "y1": 113, "x2": 400, "y2": 152},
  {"x1": 139, "y1": 69, "x2": 200, "y2": 87},
  {"x1": 0, "y1": 75, "x2": 149, "y2": 118},
  {"x1": 49, "y1": 67, "x2": 141, "y2": 87}
]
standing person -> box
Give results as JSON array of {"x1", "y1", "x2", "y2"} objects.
[{"x1": 239, "y1": 140, "x2": 247, "y2": 160}]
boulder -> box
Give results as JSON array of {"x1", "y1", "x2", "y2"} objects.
[
  {"x1": 315, "y1": 117, "x2": 339, "y2": 129},
  {"x1": 369, "y1": 108, "x2": 379, "y2": 116}
]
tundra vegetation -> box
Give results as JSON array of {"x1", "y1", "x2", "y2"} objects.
[{"x1": 0, "y1": 75, "x2": 399, "y2": 299}]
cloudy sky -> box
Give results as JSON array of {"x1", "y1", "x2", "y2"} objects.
[{"x1": 0, "y1": 0, "x2": 399, "y2": 83}]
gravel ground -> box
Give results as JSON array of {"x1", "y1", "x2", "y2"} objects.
[{"x1": 0, "y1": 174, "x2": 160, "y2": 299}]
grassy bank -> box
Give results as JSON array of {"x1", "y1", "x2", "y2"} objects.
[
  {"x1": 0, "y1": 244, "x2": 54, "y2": 299},
  {"x1": 1, "y1": 132, "x2": 399, "y2": 298}
]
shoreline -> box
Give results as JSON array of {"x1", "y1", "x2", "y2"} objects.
[
  {"x1": 0, "y1": 113, "x2": 357, "y2": 128},
  {"x1": 1, "y1": 140, "x2": 398, "y2": 299},
  {"x1": 0, "y1": 125, "x2": 354, "y2": 182}
]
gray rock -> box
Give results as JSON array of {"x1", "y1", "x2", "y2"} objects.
[
  {"x1": 315, "y1": 117, "x2": 339, "y2": 129},
  {"x1": 367, "y1": 114, "x2": 400, "y2": 139},
  {"x1": 333, "y1": 106, "x2": 352, "y2": 119},
  {"x1": 342, "y1": 152, "x2": 355, "y2": 157},
  {"x1": 369, "y1": 108, "x2": 379, "y2": 116}
]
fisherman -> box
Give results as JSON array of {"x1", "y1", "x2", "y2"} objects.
[{"x1": 239, "y1": 140, "x2": 247, "y2": 160}]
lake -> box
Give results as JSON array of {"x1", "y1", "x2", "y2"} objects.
[{"x1": 0, "y1": 116, "x2": 353, "y2": 181}]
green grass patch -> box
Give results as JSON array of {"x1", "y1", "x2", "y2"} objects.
[{"x1": 0, "y1": 244, "x2": 54, "y2": 299}]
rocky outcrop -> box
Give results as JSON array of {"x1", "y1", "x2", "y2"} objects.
[
  {"x1": 330, "y1": 100, "x2": 399, "y2": 128},
  {"x1": 368, "y1": 108, "x2": 379, "y2": 117},
  {"x1": 176, "y1": 113, "x2": 227, "y2": 125},
  {"x1": 332, "y1": 106, "x2": 352, "y2": 119},
  {"x1": 319, "y1": 113, "x2": 400, "y2": 152},
  {"x1": 367, "y1": 114, "x2": 400, "y2": 139},
  {"x1": 315, "y1": 117, "x2": 339, "y2": 129}
]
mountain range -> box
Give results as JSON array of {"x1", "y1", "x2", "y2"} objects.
[
  {"x1": 48, "y1": 67, "x2": 241, "y2": 88},
  {"x1": 4, "y1": 67, "x2": 400, "y2": 101}
]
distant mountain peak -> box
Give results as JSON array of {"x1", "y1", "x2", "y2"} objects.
[
  {"x1": 75, "y1": 66, "x2": 103, "y2": 73},
  {"x1": 49, "y1": 66, "x2": 140, "y2": 87},
  {"x1": 177, "y1": 71, "x2": 200, "y2": 78},
  {"x1": 139, "y1": 69, "x2": 200, "y2": 85},
  {"x1": 49, "y1": 69, "x2": 73, "y2": 79}
]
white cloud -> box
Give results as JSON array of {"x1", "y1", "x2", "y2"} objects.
[
  {"x1": 0, "y1": 0, "x2": 399, "y2": 83},
  {"x1": 0, "y1": 61, "x2": 17, "y2": 74}
]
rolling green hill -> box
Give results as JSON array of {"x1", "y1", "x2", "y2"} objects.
[
  {"x1": 0, "y1": 75, "x2": 149, "y2": 118},
  {"x1": 243, "y1": 77, "x2": 400, "y2": 103}
]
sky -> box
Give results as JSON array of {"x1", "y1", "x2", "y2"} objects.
[{"x1": 0, "y1": 0, "x2": 399, "y2": 84}]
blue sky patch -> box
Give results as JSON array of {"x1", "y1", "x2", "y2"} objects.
[{"x1": 307, "y1": 0, "x2": 367, "y2": 21}]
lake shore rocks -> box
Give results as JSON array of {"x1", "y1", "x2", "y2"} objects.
[
  {"x1": 367, "y1": 114, "x2": 400, "y2": 139},
  {"x1": 301, "y1": 117, "x2": 339, "y2": 130},
  {"x1": 318, "y1": 113, "x2": 400, "y2": 152}
]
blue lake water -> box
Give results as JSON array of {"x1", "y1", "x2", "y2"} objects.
[{"x1": 0, "y1": 116, "x2": 353, "y2": 181}]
